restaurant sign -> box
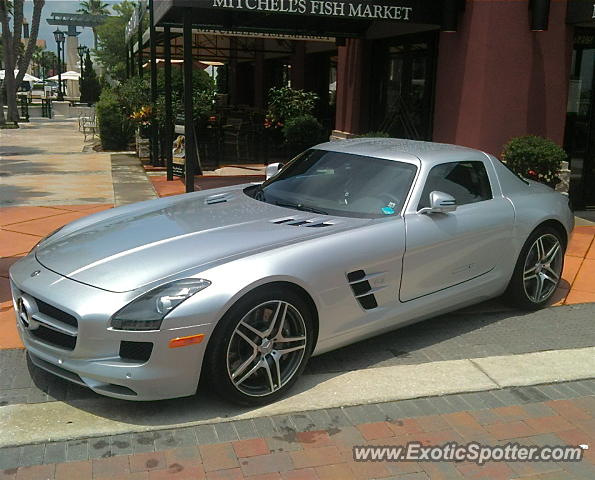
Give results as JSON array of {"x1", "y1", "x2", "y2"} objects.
[
  {"x1": 152, "y1": 0, "x2": 440, "y2": 36},
  {"x1": 210, "y1": 0, "x2": 415, "y2": 21}
]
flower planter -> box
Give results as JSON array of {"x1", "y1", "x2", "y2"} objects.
[{"x1": 135, "y1": 130, "x2": 150, "y2": 160}]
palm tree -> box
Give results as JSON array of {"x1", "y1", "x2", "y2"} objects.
[{"x1": 77, "y1": 0, "x2": 110, "y2": 49}]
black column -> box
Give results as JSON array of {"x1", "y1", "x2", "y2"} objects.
[
  {"x1": 126, "y1": 43, "x2": 130, "y2": 78},
  {"x1": 183, "y1": 10, "x2": 197, "y2": 192},
  {"x1": 130, "y1": 40, "x2": 135, "y2": 77},
  {"x1": 149, "y1": 0, "x2": 159, "y2": 165},
  {"x1": 137, "y1": 6, "x2": 144, "y2": 78},
  {"x1": 164, "y1": 26, "x2": 173, "y2": 181},
  {"x1": 229, "y1": 37, "x2": 238, "y2": 105}
]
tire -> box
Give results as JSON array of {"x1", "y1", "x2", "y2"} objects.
[
  {"x1": 204, "y1": 287, "x2": 315, "y2": 406},
  {"x1": 506, "y1": 226, "x2": 565, "y2": 310}
]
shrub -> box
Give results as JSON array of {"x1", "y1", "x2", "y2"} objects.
[
  {"x1": 283, "y1": 114, "x2": 327, "y2": 149},
  {"x1": 267, "y1": 87, "x2": 318, "y2": 125},
  {"x1": 96, "y1": 89, "x2": 134, "y2": 150},
  {"x1": 357, "y1": 131, "x2": 390, "y2": 138},
  {"x1": 501, "y1": 135, "x2": 566, "y2": 187},
  {"x1": 118, "y1": 77, "x2": 151, "y2": 117},
  {"x1": 79, "y1": 51, "x2": 101, "y2": 105}
]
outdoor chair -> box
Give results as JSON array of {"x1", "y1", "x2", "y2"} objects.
[
  {"x1": 81, "y1": 114, "x2": 98, "y2": 141},
  {"x1": 223, "y1": 118, "x2": 244, "y2": 162}
]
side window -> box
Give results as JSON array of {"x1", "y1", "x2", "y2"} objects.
[{"x1": 418, "y1": 161, "x2": 492, "y2": 209}]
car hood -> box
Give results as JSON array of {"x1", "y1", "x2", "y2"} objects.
[{"x1": 35, "y1": 187, "x2": 364, "y2": 292}]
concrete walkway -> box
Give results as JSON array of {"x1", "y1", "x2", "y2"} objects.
[{"x1": 0, "y1": 119, "x2": 115, "y2": 206}]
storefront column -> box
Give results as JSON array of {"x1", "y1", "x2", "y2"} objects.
[
  {"x1": 254, "y1": 38, "x2": 265, "y2": 110},
  {"x1": 291, "y1": 41, "x2": 306, "y2": 90},
  {"x1": 333, "y1": 38, "x2": 367, "y2": 139},
  {"x1": 433, "y1": 0, "x2": 571, "y2": 156}
]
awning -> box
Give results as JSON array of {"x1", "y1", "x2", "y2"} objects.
[{"x1": 153, "y1": 0, "x2": 442, "y2": 38}]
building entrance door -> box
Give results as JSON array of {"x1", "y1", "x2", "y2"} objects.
[
  {"x1": 565, "y1": 30, "x2": 595, "y2": 209},
  {"x1": 372, "y1": 32, "x2": 437, "y2": 140}
]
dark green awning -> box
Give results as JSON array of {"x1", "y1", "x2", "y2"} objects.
[{"x1": 152, "y1": 0, "x2": 441, "y2": 38}]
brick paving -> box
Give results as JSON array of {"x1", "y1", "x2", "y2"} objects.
[
  {"x1": 1, "y1": 380, "x2": 594, "y2": 479},
  {"x1": 148, "y1": 174, "x2": 265, "y2": 198}
]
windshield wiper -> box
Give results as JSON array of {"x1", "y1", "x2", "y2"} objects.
[{"x1": 275, "y1": 201, "x2": 328, "y2": 215}]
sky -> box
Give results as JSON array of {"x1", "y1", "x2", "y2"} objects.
[{"x1": 23, "y1": 0, "x2": 122, "y2": 52}]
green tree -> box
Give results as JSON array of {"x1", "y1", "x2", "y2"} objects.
[
  {"x1": 80, "y1": 51, "x2": 101, "y2": 104},
  {"x1": 94, "y1": 0, "x2": 135, "y2": 82},
  {"x1": 77, "y1": 0, "x2": 110, "y2": 48},
  {"x1": 0, "y1": 0, "x2": 45, "y2": 125}
]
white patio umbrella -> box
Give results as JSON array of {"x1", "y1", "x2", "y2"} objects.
[
  {"x1": 47, "y1": 71, "x2": 81, "y2": 81},
  {"x1": 0, "y1": 70, "x2": 42, "y2": 82}
]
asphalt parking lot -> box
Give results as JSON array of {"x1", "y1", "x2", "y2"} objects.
[{"x1": 2, "y1": 302, "x2": 594, "y2": 408}]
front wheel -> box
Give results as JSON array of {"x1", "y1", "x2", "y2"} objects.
[
  {"x1": 506, "y1": 227, "x2": 565, "y2": 310},
  {"x1": 205, "y1": 287, "x2": 315, "y2": 406}
]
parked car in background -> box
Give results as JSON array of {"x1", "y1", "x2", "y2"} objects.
[{"x1": 9, "y1": 139, "x2": 573, "y2": 405}]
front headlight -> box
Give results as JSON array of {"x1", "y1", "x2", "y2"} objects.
[{"x1": 110, "y1": 279, "x2": 211, "y2": 331}]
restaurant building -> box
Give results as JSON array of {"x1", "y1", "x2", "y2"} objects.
[{"x1": 129, "y1": 0, "x2": 594, "y2": 208}]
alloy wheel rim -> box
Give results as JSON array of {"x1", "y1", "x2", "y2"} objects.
[
  {"x1": 523, "y1": 233, "x2": 563, "y2": 303},
  {"x1": 226, "y1": 300, "x2": 307, "y2": 397}
]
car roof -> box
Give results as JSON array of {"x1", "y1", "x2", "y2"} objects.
[{"x1": 314, "y1": 138, "x2": 487, "y2": 166}]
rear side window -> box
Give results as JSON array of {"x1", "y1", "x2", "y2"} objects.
[{"x1": 418, "y1": 161, "x2": 492, "y2": 209}]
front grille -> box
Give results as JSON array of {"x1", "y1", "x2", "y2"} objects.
[
  {"x1": 35, "y1": 299, "x2": 78, "y2": 328},
  {"x1": 119, "y1": 341, "x2": 153, "y2": 363},
  {"x1": 17, "y1": 291, "x2": 78, "y2": 351},
  {"x1": 30, "y1": 325, "x2": 77, "y2": 350}
]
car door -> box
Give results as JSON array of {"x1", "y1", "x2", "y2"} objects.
[{"x1": 400, "y1": 159, "x2": 515, "y2": 302}]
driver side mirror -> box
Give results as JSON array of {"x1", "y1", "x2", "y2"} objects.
[
  {"x1": 265, "y1": 162, "x2": 284, "y2": 180},
  {"x1": 418, "y1": 191, "x2": 457, "y2": 215}
]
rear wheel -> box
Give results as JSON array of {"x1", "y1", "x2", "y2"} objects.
[
  {"x1": 205, "y1": 287, "x2": 315, "y2": 406},
  {"x1": 506, "y1": 227, "x2": 565, "y2": 310}
]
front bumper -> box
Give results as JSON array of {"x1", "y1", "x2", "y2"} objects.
[{"x1": 9, "y1": 254, "x2": 212, "y2": 401}]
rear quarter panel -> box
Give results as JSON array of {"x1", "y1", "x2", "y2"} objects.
[{"x1": 487, "y1": 154, "x2": 574, "y2": 253}]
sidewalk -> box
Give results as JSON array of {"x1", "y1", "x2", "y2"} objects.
[{"x1": 1, "y1": 379, "x2": 594, "y2": 479}]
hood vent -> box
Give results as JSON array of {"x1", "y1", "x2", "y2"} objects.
[
  {"x1": 347, "y1": 269, "x2": 385, "y2": 310},
  {"x1": 205, "y1": 193, "x2": 234, "y2": 205},
  {"x1": 272, "y1": 217, "x2": 333, "y2": 228}
]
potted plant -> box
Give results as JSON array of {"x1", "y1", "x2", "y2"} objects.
[
  {"x1": 130, "y1": 105, "x2": 153, "y2": 159},
  {"x1": 501, "y1": 135, "x2": 567, "y2": 188}
]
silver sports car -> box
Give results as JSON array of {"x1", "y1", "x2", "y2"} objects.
[{"x1": 9, "y1": 139, "x2": 574, "y2": 405}]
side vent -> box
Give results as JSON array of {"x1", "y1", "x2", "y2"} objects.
[
  {"x1": 271, "y1": 218, "x2": 333, "y2": 228},
  {"x1": 205, "y1": 193, "x2": 233, "y2": 205},
  {"x1": 347, "y1": 269, "x2": 380, "y2": 310}
]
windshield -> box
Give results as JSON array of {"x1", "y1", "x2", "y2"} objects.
[{"x1": 247, "y1": 149, "x2": 418, "y2": 218}]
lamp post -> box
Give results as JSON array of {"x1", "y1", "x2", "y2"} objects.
[
  {"x1": 77, "y1": 45, "x2": 88, "y2": 74},
  {"x1": 53, "y1": 28, "x2": 65, "y2": 101}
]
